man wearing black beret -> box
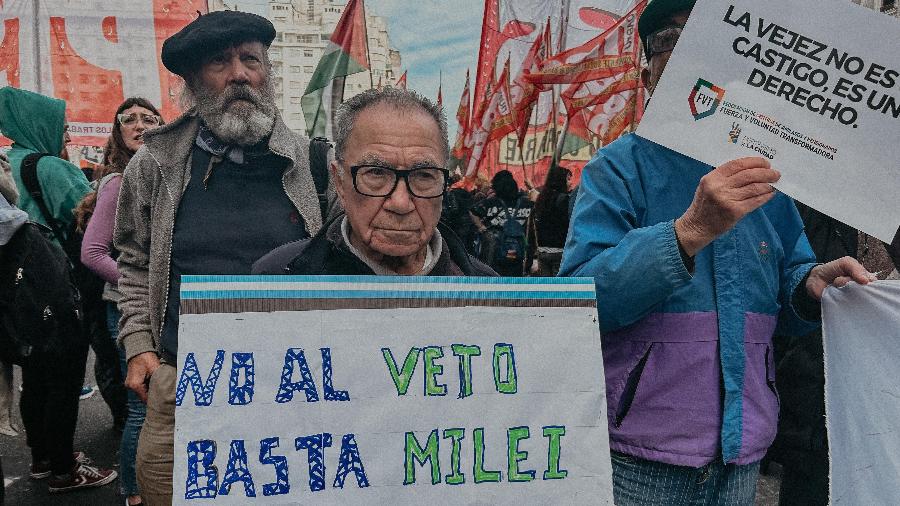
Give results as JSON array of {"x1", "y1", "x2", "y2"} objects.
[{"x1": 114, "y1": 10, "x2": 325, "y2": 504}]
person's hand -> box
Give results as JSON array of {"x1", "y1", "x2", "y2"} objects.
[
  {"x1": 805, "y1": 256, "x2": 877, "y2": 301},
  {"x1": 675, "y1": 157, "x2": 780, "y2": 256},
  {"x1": 126, "y1": 352, "x2": 161, "y2": 403}
]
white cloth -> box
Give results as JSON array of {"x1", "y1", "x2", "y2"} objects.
[{"x1": 823, "y1": 281, "x2": 900, "y2": 505}]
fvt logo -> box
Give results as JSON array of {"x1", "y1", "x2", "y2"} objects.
[{"x1": 689, "y1": 79, "x2": 726, "y2": 120}]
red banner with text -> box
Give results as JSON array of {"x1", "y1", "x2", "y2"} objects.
[{"x1": 1, "y1": 0, "x2": 205, "y2": 146}]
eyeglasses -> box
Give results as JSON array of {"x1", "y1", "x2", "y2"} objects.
[
  {"x1": 645, "y1": 26, "x2": 682, "y2": 58},
  {"x1": 350, "y1": 164, "x2": 449, "y2": 199},
  {"x1": 117, "y1": 113, "x2": 161, "y2": 127}
]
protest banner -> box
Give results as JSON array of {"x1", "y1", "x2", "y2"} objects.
[
  {"x1": 822, "y1": 281, "x2": 900, "y2": 504},
  {"x1": 0, "y1": 0, "x2": 203, "y2": 146},
  {"x1": 172, "y1": 276, "x2": 613, "y2": 504},
  {"x1": 636, "y1": 0, "x2": 900, "y2": 244}
]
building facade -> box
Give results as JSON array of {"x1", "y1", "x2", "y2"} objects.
[
  {"x1": 211, "y1": 0, "x2": 401, "y2": 134},
  {"x1": 852, "y1": 0, "x2": 899, "y2": 17}
]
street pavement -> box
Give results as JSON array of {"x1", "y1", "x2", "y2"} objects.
[{"x1": 0, "y1": 352, "x2": 782, "y2": 505}]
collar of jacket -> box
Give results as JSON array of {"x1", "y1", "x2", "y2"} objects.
[{"x1": 139, "y1": 108, "x2": 322, "y2": 235}]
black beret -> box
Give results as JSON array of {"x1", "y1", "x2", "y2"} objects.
[
  {"x1": 162, "y1": 10, "x2": 276, "y2": 77},
  {"x1": 638, "y1": 0, "x2": 696, "y2": 50}
]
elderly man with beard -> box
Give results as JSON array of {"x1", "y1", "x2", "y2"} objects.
[{"x1": 113, "y1": 11, "x2": 323, "y2": 504}]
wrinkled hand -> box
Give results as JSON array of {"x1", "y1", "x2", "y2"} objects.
[
  {"x1": 675, "y1": 157, "x2": 780, "y2": 256},
  {"x1": 805, "y1": 256, "x2": 877, "y2": 301},
  {"x1": 126, "y1": 352, "x2": 161, "y2": 403}
]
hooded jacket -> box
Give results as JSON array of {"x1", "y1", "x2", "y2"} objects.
[{"x1": 0, "y1": 88, "x2": 91, "y2": 241}]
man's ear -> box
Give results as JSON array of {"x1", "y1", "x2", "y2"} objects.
[
  {"x1": 330, "y1": 160, "x2": 345, "y2": 203},
  {"x1": 641, "y1": 67, "x2": 652, "y2": 92}
]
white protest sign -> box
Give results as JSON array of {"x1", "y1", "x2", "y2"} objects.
[
  {"x1": 172, "y1": 276, "x2": 612, "y2": 505},
  {"x1": 823, "y1": 281, "x2": 900, "y2": 504},
  {"x1": 636, "y1": 0, "x2": 900, "y2": 243}
]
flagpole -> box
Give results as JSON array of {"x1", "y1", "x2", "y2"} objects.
[
  {"x1": 551, "y1": 0, "x2": 571, "y2": 167},
  {"x1": 362, "y1": 0, "x2": 374, "y2": 89}
]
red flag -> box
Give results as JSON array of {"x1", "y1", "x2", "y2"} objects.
[
  {"x1": 487, "y1": 58, "x2": 516, "y2": 143},
  {"x1": 451, "y1": 70, "x2": 471, "y2": 162},
  {"x1": 525, "y1": 0, "x2": 645, "y2": 86},
  {"x1": 437, "y1": 85, "x2": 443, "y2": 107},
  {"x1": 395, "y1": 70, "x2": 407, "y2": 90},
  {"x1": 568, "y1": 88, "x2": 644, "y2": 147},
  {"x1": 462, "y1": 58, "x2": 515, "y2": 186},
  {"x1": 511, "y1": 18, "x2": 551, "y2": 150},
  {"x1": 561, "y1": 66, "x2": 642, "y2": 117}
]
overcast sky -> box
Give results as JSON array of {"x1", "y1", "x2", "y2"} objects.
[{"x1": 233, "y1": 0, "x2": 483, "y2": 140}]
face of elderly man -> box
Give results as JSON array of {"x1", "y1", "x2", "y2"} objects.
[
  {"x1": 332, "y1": 103, "x2": 446, "y2": 274},
  {"x1": 189, "y1": 40, "x2": 277, "y2": 146},
  {"x1": 641, "y1": 10, "x2": 690, "y2": 96}
]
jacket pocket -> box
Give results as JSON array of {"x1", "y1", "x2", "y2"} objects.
[{"x1": 615, "y1": 343, "x2": 654, "y2": 428}]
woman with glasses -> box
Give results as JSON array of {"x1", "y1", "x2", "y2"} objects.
[{"x1": 76, "y1": 97, "x2": 163, "y2": 506}]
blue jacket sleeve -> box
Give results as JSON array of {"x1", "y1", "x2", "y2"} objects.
[
  {"x1": 773, "y1": 198, "x2": 820, "y2": 336},
  {"x1": 559, "y1": 152, "x2": 692, "y2": 333}
]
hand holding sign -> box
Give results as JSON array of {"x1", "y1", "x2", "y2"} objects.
[{"x1": 675, "y1": 157, "x2": 780, "y2": 256}]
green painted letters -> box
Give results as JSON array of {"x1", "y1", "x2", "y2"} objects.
[
  {"x1": 492, "y1": 343, "x2": 518, "y2": 394},
  {"x1": 451, "y1": 344, "x2": 481, "y2": 399},
  {"x1": 404, "y1": 430, "x2": 440, "y2": 485},
  {"x1": 473, "y1": 428, "x2": 502, "y2": 483},
  {"x1": 507, "y1": 426, "x2": 535, "y2": 482},
  {"x1": 423, "y1": 346, "x2": 447, "y2": 396},
  {"x1": 442, "y1": 428, "x2": 466, "y2": 485},
  {"x1": 542, "y1": 426, "x2": 568, "y2": 480},
  {"x1": 382, "y1": 347, "x2": 420, "y2": 396}
]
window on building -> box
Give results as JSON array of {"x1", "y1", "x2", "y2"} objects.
[
  {"x1": 290, "y1": 81, "x2": 302, "y2": 89},
  {"x1": 304, "y1": 66, "x2": 314, "y2": 73},
  {"x1": 290, "y1": 96, "x2": 302, "y2": 105},
  {"x1": 290, "y1": 66, "x2": 301, "y2": 73},
  {"x1": 304, "y1": 50, "x2": 313, "y2": 58},
  {"x1": 290, "y1": 48, "x2": 303, "y2": 58},
  {"x1": 291, "y1": 112, "x2": 302, "y2": 120}
]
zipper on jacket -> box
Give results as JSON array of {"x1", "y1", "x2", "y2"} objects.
[
  {"x1": 615, "y1": 343, "x2": 654, "y2": 428},
  {"x1": 151, "y1": 152, "x2": 177, "y2": 341}
]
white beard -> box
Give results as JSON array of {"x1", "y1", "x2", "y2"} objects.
[{"x1": 191, "y1": 78, "x2": 278, "y2": 146}]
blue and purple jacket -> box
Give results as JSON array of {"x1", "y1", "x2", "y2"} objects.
[{"x1": 560, "y1": 134, "x2": 819, "y2": 467}]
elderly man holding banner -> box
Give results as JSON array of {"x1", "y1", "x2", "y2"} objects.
[
  {"x1": 254, "y1": 87, "x2": 496, "y2": 277},
  {"x1": 560, "y1": 0, "x2": 873, "y2": 504}
]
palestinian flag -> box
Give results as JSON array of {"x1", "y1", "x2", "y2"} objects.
[
  {"x1": 301, "y1": 0, "x2": 370, "y2": 138},
  {"x1": 395, "y1": 70, "x2": 408, "y2": 90}
]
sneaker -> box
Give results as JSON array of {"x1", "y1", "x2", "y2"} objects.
[
  {"x1": 0, "y1": 421, "x2": 19, "y2": 437},
  {"x1": 79, "y1": 385, "x2": 97, "y2": 400},
  {"x1": 30, "y1": 451, "x2": 90, "y2": 479},
  {"x1": 47, "y1": 463, "x2": 117, "y2": 493}
]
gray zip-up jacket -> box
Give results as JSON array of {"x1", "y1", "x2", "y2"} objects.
[{"x1": 114, "y1": 109, "x2": 323, "y2": 361}]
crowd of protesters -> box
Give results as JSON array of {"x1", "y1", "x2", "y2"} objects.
[{"x1": 0, "y1": 2, "x2": 897, "y2": 505}]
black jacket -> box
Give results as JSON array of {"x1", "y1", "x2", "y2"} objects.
[{"x1": 253, "y1": 216, "x2": 496, "y2": 277}]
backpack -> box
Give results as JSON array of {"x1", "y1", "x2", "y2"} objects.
[
  {"x1": 309, "y1": 137, "x2": 332, "y2": 221},
  {"x1": 19, "y1": 153, "x2": 105, "y2": 309},
  {"x1": 0, "y1": 222, "x2": 83, "y2": 363},
  {"x1": 494, "y1": 200, "x2": 527, "y2": 267}
]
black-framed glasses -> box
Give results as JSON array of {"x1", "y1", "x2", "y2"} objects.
[
  {"x1": 646, "y1": 26, "x2": 682, "y2": 58},
  {"x1": 350, "y1": 164, "x2": 449, "y2": 198},
  {"x1": 117, "y1": 112, "x2": 160, "y2": 127}
]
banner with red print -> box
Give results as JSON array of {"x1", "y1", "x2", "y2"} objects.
[{"x1": 0, "y1": 0, "x2": 205, "y2": 146}]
